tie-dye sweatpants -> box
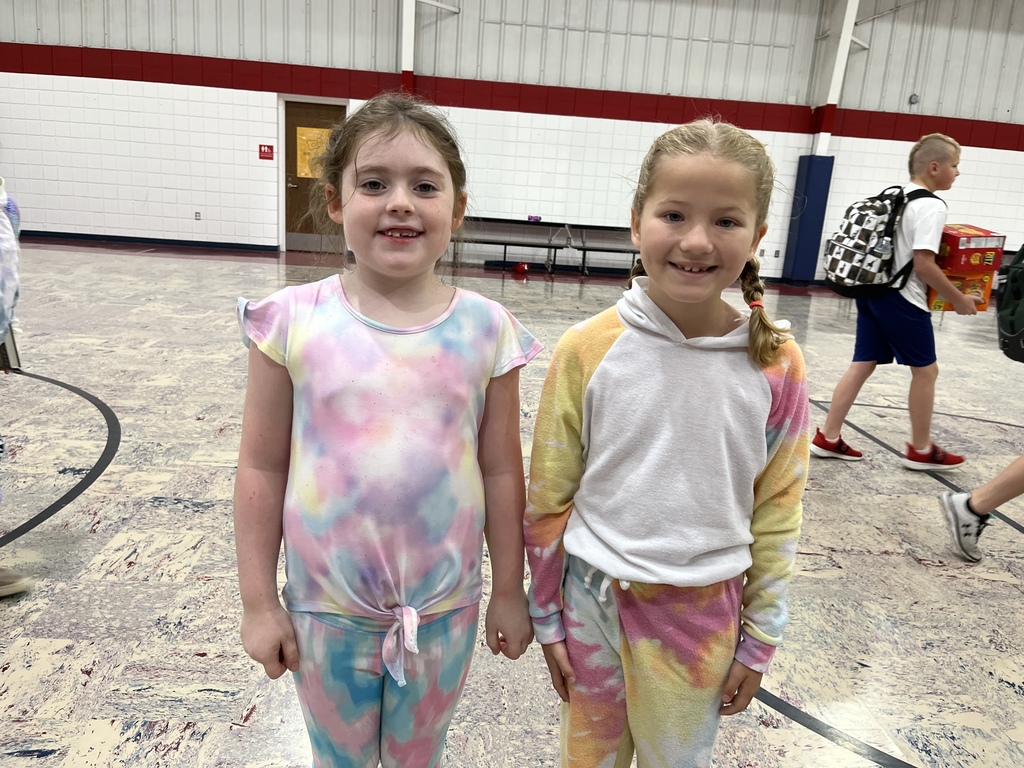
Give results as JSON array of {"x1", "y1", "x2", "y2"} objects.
[
  {"x1": 560, "y1": 555, "x2": 743, "y2": 768},
  {"x1": 290, "y1": 603, "x2": 478, "y2": 768}
]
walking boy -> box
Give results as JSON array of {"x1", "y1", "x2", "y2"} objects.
[{"x1": 812, "y1": 134, "x2": 982, "y2": 469}]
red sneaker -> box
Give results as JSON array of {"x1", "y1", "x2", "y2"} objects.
[
  {"x1": 902, "y1": 443, "x2": 964, "y2": 471},
  {"x1": 810, "y1": 428, "x2": 863, "y2": 461}
]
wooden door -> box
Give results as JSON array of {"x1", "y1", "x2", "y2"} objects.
[{"x1": 285, "y1": 101, "x2": 346, "y2": 252}]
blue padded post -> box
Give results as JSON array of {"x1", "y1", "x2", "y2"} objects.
[{"x1": 782, "y1": 154, "x2": 835, "y2": 283}]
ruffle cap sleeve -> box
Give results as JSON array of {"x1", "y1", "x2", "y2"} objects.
[
  {"x1": 491, "y1": 304, "x2": 543, "y2": 378},
  {"x1": 236, "y1": 290, "x2": 290, "y2": 366}
]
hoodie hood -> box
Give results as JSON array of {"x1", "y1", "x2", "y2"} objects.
[{"x1": 616, "y1": 276, "x2": 791, "y2": 349}]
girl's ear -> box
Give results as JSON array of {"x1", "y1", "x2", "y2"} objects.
[
  {"x1": 452, "y1": 191, "x2": 468, "y2": 231},
  {"x1": 749, "y1": 223, "x2": 768, "y2": 256},
  {"x1": 326, "y1": 185, "x2": 344, "y2": 225},
  {"x1": 630, "y1": 208, "x2": 642, "y2": 250}
]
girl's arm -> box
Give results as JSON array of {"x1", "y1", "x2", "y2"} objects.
[
  {"x1": 740, "y1": 341, "x2": 810, "y2": 673},
  {"x1": 525, "y1": 331, "x2": 592, "y2": 702},
  {"x1": 478, "y1": 367, "x2": 533, "y2": 660},
  {"x1": 233, "y1": 343, "x2": 297, "y2": 679},
  {"x1": 524, "y1": 334, "x2": 587, "y2": 646},
  {"x1": 722, "y1": 341, "x2": 809, "y2": 716}
]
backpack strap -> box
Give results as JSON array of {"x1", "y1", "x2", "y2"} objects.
[
  {"x1": 888, "y1": 189, "x2": 943, "y2": 290},
  {"x1": 904, "y1": 188, "x2": 944, "y2": 206}
]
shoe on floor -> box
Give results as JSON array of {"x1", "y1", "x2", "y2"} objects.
[
  {"x1": 902, "y1": 443, "x2": 964, "y2": 471},
  {"x1": 0, "y1": 567, "x2": 33, "y2": 597},
  {"x1": 938, "y1": 492, "x2": 989, "y2": 563},
  {"x1": 810, "y1": 428, "x2": 863, "y2": 461}
]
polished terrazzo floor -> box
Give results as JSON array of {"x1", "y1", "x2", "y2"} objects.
[{"x1": 1, "y1": 243, "x2": 1023, "y2": 768}]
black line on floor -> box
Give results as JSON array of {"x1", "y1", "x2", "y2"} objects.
[
  {"x1": 756, "y1": 690, "x2": 916, "y2": 767},
  {"x1": 809, "y1": 398, "x2": 1024, "y2": 535},
  {"x1": 0, "y1": 370, "x2": 121, "y2": 549}
]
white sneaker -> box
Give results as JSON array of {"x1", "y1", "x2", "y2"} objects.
[
  {"x1": 938, "y1": 492, "x2": 989, "y2": 563},
  {"x1": 0, "y1": 567, "x2": 33, "y2": 597}
]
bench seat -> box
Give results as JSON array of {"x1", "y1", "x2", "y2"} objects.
[{"x1": 461, "y1": 217, "x2": 637, "y2": 275}]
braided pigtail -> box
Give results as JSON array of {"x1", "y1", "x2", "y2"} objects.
[
  {"x1": 741, "y1": 257, "x2": 789, "y2": 367},
  {"x1": 627, "y1": 259, "x2": 646, "y2": 287}
]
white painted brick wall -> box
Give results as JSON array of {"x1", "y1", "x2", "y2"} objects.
[
  {"x1": 3, "y1": 74, "x2": 1021, "y2": 280},
  {"x1": 0, "y1": 72, "x2": 279, "y2": 247}
]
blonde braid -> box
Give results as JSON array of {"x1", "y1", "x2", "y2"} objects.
[
  {"x1": 741, "y1": 257, "x2": 788, "y2": 367},
  {"x1": 627, "y1": 259, "x2": 646, "y2": 287}
]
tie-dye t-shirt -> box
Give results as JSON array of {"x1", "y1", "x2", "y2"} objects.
[{"x1": 238, "y1": 275, "x2": 541, "y2": 625}]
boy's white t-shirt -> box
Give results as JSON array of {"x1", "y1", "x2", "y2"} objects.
[{"x1": 895, "y1": 182, "x2": 948, "y2": 312}]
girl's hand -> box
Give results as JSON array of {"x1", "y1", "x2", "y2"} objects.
[
  {"x1": 541, "y1": 641, "x2": 575, "y2": 702},
  {"x1": 240, "y1": 603, "x2": 300, "y2": 680},
  {"x1": 719, "y1": 659, "x2": 763, "y2": 715},
  {"x1": 485, "y1": 588, "x2": 534, "y2": 660}
]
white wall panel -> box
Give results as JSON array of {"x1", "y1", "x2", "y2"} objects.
[
  {"x1": 415, "y1": 0, "x2": 819, "y2": 105},
  {"x1": 840, "y1": 0, "x2": 1024, "y2": 123},
  {"x1": 0, "y1": 0, "x2": 399, "y2": 72},
  {"x1": 0, "y1": 71, "x2": 279, "y2": 246},
  {"x1": 18, "y1": 0, "x2": 1020, "y2": 120}
]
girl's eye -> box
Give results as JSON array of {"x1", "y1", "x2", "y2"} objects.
[
  {"x1": 665, "y1": 212, "x2": 683, "y2": 222},
  {"x1": 718, "y1": 219, "x2": 737, "y2": 229},
  {"x1": 361, "y1": 180, "x2": 385, "y2": 191},
  {"x1": 414, "y1": 182, "x2": 439, "y2": 194}
]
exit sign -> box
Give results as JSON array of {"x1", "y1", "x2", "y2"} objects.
[{"x1": 259, "y1": 144, "x2": 274, "y2": 160}]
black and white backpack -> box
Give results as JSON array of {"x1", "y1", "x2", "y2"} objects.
[{"x1": 823, "y1": 186, "x2": 941, "y2": 298}]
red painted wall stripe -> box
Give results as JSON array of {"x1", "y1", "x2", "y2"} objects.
[{"x1": 2, "y1": 43, "x2": 1023, "y2": 151}]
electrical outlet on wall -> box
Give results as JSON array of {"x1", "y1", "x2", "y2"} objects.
[{"x1": 195, "y1": 211, "x2": 201, "y2": 220}]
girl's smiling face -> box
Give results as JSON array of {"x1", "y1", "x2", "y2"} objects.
[
  {"x1": 328, "y1": 129, "x2": 467, "y2": 282},
  {"x1": 630, "y1": 152, "x2": 768, "y2": 327}
]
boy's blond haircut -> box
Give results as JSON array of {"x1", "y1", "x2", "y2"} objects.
[{"x1": 908, "y1": 133, "x2": 960, "y2": 178}]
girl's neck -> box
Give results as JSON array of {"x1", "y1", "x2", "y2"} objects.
[
  {"x1": 657, "y1": 295, "x2": 743, "y2": 338},
  {"x1": 341, "y1": 267, "x2": 455, "y2": 328}
]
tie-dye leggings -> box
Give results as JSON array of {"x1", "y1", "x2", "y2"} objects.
[
  {"x1": 560, "y1": 555, "x2": 743, "y2": 768},
  {"x1": 290, "y1": 603, "x2": 478, "y2": 768}
]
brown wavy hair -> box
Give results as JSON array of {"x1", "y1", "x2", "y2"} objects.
[{"x1": 627, "y1": 119, "x2": 788, "y2": 367}]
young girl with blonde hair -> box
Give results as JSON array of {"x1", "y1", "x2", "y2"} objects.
[{"x1": 525, "y1": 119, "x2": 810, "y2": 766}]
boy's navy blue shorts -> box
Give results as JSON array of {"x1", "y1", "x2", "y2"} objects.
[{"x1": 853, "y1": 291, "x2": 936, "y2": 367}]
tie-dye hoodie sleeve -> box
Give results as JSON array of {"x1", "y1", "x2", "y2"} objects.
[
  {"x1": 737, "y1": 339, "x2": 810, "y2": 673},
  {"x1": 525, "y1": 308, "x2": 623, "y2": 645}
]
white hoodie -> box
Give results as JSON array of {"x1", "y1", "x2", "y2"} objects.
[
  {"x1": 566, "y1": 279, "x2": 777, "y2": 584},
  {"x1": 525, "y1": 278, "x2": 810, "y2": 664}
]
